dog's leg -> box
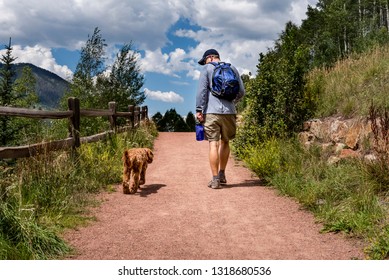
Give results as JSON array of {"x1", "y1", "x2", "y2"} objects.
[
  {"x1": 122, "y1": 158, "x2": 132, "y2": 194},
  {"x1": 122, "y1": 181, "x2": 131, "y2": 194},
  {"x1": 139, "y1": 163, "x2": 147, "y2": 185},
  {"x1": 122, "y1": 169, "x2": 131, "y2": 194},
  {"x1": 130, "y1": 171, "x2": 140, "y2": 194}
]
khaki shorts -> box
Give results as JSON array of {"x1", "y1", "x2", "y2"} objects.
[{"x1": 204, "y1": 114, "x2": 236, "y2": 141}]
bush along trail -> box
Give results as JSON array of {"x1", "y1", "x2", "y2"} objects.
[{"x1": 63, "y1": 132, "x2": 364, "y2": 260}]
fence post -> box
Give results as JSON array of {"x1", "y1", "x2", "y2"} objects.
[
  {"x1": 68, "y1": 97, "x2": 80, "y2": 148},
  {"x1": 109, "y1": 101, "x2": 117, "y2": 132},
  {"x1": 135, "y1": 106, "x2": 141, "y2": 126},
  {"x1": 128, "y1": 105, "x2": 135, "y2": 128},
  {"x1": 141, "y1": 106, "x2": 147, "y2": 121}
]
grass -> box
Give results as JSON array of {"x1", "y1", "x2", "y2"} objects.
[
  {"x1": 306, "y1": 45, "x2": 389, "y2": 118},
  {"x1": 0, "y1": 121, "x2": 158, "y2": 259}
]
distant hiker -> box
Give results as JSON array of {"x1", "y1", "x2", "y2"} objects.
[{"x1": 195, "y1": 49, "x2": 245, "y2": 189}]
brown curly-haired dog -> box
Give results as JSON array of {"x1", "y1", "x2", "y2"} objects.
[{"x1": 122, "y1": 148, "x2": 153, "y2": 194}]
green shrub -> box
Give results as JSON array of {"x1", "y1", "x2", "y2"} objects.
[
  {"x1": 240, "y1": 138, "x2": 282, "y2": 181},
  {"x1": 367, "y1": 225, "x2": 389, "y2": 260}
]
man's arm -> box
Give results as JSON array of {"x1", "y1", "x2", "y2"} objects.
[{"x1": 196, "y1": 67, "x2": 210, "y2": 115}]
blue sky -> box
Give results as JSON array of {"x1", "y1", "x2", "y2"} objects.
[{"x1": 0, "y1": 0, "x2": 318, "y2": 117}]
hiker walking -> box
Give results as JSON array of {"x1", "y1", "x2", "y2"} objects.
[{"x1": 195, "y1": 49, "x2": 245, "y2": 189}]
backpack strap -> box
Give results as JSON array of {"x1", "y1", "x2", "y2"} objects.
[{"x1": 210, "y1": 61, "x2": 229, "y2": 66}]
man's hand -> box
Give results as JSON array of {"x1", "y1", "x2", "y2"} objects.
[{"x1": 196, "y1": 112, "x2": 204, "y2": 123}]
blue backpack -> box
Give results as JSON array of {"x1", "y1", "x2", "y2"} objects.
[{"x1": 210, "y1": 62, "x2": 240, "y2": 101}]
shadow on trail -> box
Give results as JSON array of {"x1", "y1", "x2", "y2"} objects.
[
  {"x1": 223, "y1": 179, "x2": 266, "y2": 189},
  {"x1": 138, "y1": 184, "x2": 166, "y2": 197}
]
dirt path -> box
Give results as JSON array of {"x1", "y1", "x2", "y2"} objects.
[{"x1": 63, "y1": 132, "x2": 365, "y2": 260}]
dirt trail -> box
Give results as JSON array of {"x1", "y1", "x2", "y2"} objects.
[{"x1": 64, "y1": 132, "x2": 365, "y2": 260}]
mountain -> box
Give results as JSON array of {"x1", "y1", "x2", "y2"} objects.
[{"x1": 1, "y1": 63, "x2": 70, "y2": 108}]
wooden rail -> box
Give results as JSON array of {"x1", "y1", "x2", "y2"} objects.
[{"x1": 0, "y1": 97, "x2": 148, "y2": 159}]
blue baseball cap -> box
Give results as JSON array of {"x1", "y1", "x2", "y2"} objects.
[{"x1": 198, "y1": 49, "x2": 219, "y2": 65}]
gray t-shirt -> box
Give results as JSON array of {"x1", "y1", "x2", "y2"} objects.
[{"x1": 196, "y1": 62, "x2": 245, "y2": 114}]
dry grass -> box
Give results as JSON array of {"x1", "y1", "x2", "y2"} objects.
[{"x1": 307, "y1": 45, "x2": 389, "y2": 118}]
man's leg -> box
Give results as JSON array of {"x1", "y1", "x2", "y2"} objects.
[
  {"x1": 219, "y1": 140, "x2": 230, "y2": 171},
  {"x1": 209, "y1": 140, "x2": 220, "y2": 177},
  {"x1": 208, "y1": 140, "x2": 222, "y2": 189},
  {"x1": 218, "y1": 140, "x2": 230, "y2": 184}
]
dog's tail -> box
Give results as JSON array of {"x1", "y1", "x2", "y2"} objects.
[
  {"x1": 123, "y1": 150, "x2": 129, "y2": 161},
  {"x1": 146, "y1": 149, "x2": 153, "y2": 163}
]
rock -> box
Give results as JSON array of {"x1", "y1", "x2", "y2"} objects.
[
  {"x1": 328, "y1": 155, "x2": 341, "y2": 165},
  {"x1": 364, "y1": 154, "x2": 377, "y2": 162},
  {"x1": 299, "y1": 116, "x2": 376, "y2": 160},
  {"x1": 335, "y1": 143, "x2": 347, "y2": 153},
  {"x1": 339, "y1": 149, "x2": 360, "y2": 159}
]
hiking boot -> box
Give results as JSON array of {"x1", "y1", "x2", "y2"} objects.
[
  {"x1": 208, "y1": 178, "x2": 221, "y2": 189},
  {"x1": 219, "y1": 173, "x2": 227, "y2": 184}
]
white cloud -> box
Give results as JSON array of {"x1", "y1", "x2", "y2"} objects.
[
  {"x1": 0, "y1": 0, "x2": 188, "y2": 50},
  {"x1": 145, "y1": 88, "x2": 184, "y2": 103},
  {"x1": 1, "y1": 0, "x2": 318, "y2": 82},
  {"x1": 290, "y1": 0, "x2": 318, "y2": 23},
  {"x1": 142, "y1": 0, "x2": 318, "y2": 79},
  {"x1": 140, "y1": 48, "x2": 192, "y2": 77}
]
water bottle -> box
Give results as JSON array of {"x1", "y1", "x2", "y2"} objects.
[{"x1": 195, "y1": 123, "x2": 204, "y2": 141}]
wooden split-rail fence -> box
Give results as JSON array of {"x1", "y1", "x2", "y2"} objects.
[{"x1": 0, "y1": 97, "x2": 148, "y2": 159}]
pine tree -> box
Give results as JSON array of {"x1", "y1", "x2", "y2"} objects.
[
  {"x1": 151, "y1": 112, "x2": 163, "y2": 131},
  {"x1": 0, "y1": 39, "x2": 40, "y2": 145},
  {"x1": 152, "y1": 109, "x2": 190, "y2": 132},
  {"x1": 0, "y1": 38, "x2": 17, "y2": 145},
  {"x1": 0, "y1": 38, "x2": 16, "y2": 106},
  {"x1": 185, "y1": 111, "x2": 196, "y2": 132}
]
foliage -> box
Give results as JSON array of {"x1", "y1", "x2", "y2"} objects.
[
  {"x1": 73, "y1": 27, "x2": 106, "y2": 86},
  {"x1": 152, "y1": 108, "x2": 191, "y2": 132},
  {"x1": 60, "y1": 27, "x2": 107, "y2": 136},
  {"x1": 238, "y1": 137, "x2": 282, "y2": 181},
  {"x1": 95, "y1": 42, "x2": 145, "y2": 113},
  {"x1": 61, "y1": 28, "x2": 145, "y2": 136},
  {"x1": 0, "y1": 39, "x2": 41, "y2": 146},
  {"x1": 1, "y1": 62, "x2": 71, "y2": 108},
  {"x1": 0, "y1": 39, "x2": 16, "y2": 104},
  {"x1": 302, "y1": 0, "x2": 389, "y2": 68},
  {"x1": 185, "y1": 111, "x2": 196, "y2": 132},
  {"x1": 234, "y1": 22, "x2": 315, "y2": 156},
  {"x1": 235, "y1": 73, "x2": 251, "y2": 114},
  {"x1": 0, "y1": 39, "x2": 17, "y2": 145}
]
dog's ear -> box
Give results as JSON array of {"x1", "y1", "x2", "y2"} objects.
[{"x1": 146, "y1": 149, "x2": 153, "y2": 163}]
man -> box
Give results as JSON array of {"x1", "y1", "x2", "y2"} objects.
[{"x1": 195, "y1": 49, "x2": 245, "y2": 189}]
